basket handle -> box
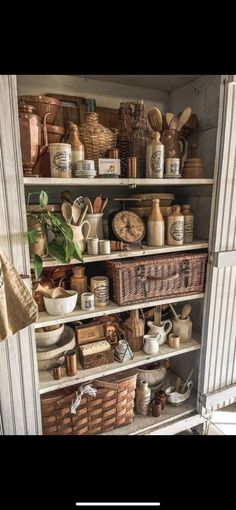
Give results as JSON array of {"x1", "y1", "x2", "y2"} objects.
[{"x1": 147, "y1": 273, "x2": 179, "y2": 283}]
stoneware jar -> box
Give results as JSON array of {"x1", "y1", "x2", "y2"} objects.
[
  {"x1": 172, "y1": 315, "x2": 192, "y2": 343},
  {"x1": 135, "y1": 380, "x2": 151, "y2": 416},
  {"x1": 90, "y1": 276, "x2": 109, "y2": 307}
]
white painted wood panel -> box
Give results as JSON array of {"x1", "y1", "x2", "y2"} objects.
[{"x1": 0, "y1": 75, "x2": 41, "y2": 435}]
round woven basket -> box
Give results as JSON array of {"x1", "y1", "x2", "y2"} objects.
[{"x1": 79, "y1": 113, "x2": 117, "y2": 170}]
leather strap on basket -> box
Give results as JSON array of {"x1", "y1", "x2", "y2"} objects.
[{"x1": 182, "y1": 260, "x2": 190, "y2": 287}]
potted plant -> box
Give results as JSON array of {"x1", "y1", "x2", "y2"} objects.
[{"x1": 27, "y1": 191, "x2": 83, "y2": 279}]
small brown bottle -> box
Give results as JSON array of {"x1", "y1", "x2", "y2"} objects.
[{"x1": 181, "y1": 204, "x2": 194, "y2": 243}]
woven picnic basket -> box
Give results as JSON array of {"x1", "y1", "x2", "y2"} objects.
[
  {"x1": 105, "y1": 251, "x2": 208, "y2": 306},
  {"x1": 41, "y1": 369, "x2": 137, "y2": 435}
]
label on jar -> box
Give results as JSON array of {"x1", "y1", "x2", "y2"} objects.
[
  {"x1": 151, "y1": 149, "x2": 164, "y2": 177},
  {"x1": 165, "y1": 159, "x2": 181, "y2": 177},
  {"x1": 170, "y1": 221, "x2": 184, "y2": 241},
  {"x1": 93, "y1": 283, "x2": 109, "y2": 305},
  {"x1": 50, "y1": 150, "x2": 72, "y2": 177},
  {"x1": 184, "y1": 217, "x2": 194, "y2": 243}
]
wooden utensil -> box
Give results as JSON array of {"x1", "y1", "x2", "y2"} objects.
[
  {"x1": 175, "y1": 376, "x2": 182, "y2": 392},
  {"x1": 147, "y1": 107, "x2": 162, "y2": 131},
  {"x1": 166, "y1": 112, "x2": 175, "y2": 128},
  {"x1": 61, "y1": 201, "x2": 72, "y2": 224},
  {"x1": 71, "y1": 203, "x2": 81, "y2": 225},
  {"x1": 181, "y1": 304, "x2": 192, "y2": 319},
  {"x1": 61, "y1": 190, "x2": 73, "y2": 204},
  {"x1": 154, "y1": 305, "x2": 162, "y2": 326},
  {"x1": 93, "y1": 196, "x2": 103, "y2": 214},
  {"x1": 177, "y1": 107, "x2": 192, "y2": 132},
  {"x1": 78, "y1": 204, "x2": 88, "y2": 225},
  {"x1": 100, "y1": 197, "x2": 109, "y2": 213},
  {"x1": 84, "y1": 196, "x2": 93, "y2": 214},
  {"x1": 180, "y1": 368, "x2": 194, "y2": 394},
  {"x1": 51, "y1": 287, "x2": 73, "y2": 299},
  {"x1": 169, "y1": 303, "x2": 179, "y2": 320},
  {"x1": 169, "y1": 116, "x2": 179, "y2": 130},
  {"x1": 35, "y1": 283, "x2": 54, "y2": 298}
]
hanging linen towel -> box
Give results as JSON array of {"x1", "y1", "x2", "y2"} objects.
[{"x1": 0, "y1": 249, "x2": 38, "y2": 342}]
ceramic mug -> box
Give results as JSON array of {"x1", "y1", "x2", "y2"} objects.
[
  {"x1": 87, "y1": 237, "x2": 99, "y2": 255},
  {"x1": 99, "y1": 240, "x2": 111, "y2": 254},
  {"x1": 80, "y1": 292, "x2": 95, "y2": 311},
  {"x1": 168, "y1": 333, "x2": 180, "y2": 349}
]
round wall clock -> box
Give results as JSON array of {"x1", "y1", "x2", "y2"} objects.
[{"x1": 112, "y1": 210, "x2": 145, "y2": 243}]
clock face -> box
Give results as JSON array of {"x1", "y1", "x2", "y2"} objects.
[{"x1": 112, "y1": 211, "x2": 145, "y2": 243}]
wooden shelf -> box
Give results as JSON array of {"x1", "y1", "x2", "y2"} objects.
[
  {"x1": 35, "y1": 293, "x2": 204, "y2": 329},
  {"x1": 24, "y1": 177, "x2": 214, "y2": 187},
  {"x1": 31, "y1": 241, "x2": 208, "y2": 268},
  {"x1": 103, "y1": 393, "x2": 197, "y2": 435},
  {"x1": 39, "y1": 337, "x2": 200, "y2": 394}
]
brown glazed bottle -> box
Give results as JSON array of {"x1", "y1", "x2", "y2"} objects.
[
  {"x1": 122, "y1": 309, "x2": 144, "y2": 351},
  {"x1": 147, "y1": 199, "x2": 165, "y2": 247},
  {"x1": 66, "y1": 122, "x2": 84, "y2": 174},
  {"x1": 70, "y1": 266, "x2": 87, "y2": 303}
]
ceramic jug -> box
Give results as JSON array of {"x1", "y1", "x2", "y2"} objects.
[
  {"x1": 161, "y1": 129, "x2": 186, "y2": 160},
  {"x1": 147, "y1": 320, "x2": 172, "y2": 346},
  {"x1": 85, "y1": 213, "x2": 104, "y2": 239},
  {"x1": 143, "y1": 334, "x2": 161, "y2": 355},
  {"x1": 70, "y1": 222, "x2": 91, "y2": 253}
]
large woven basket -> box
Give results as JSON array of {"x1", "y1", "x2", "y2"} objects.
[
  {"x1": 106, "y1": 251, "x2": 208, "y2": 306},
  {"x1": 41, "y1": 369, "x2": 137, "y2": 435},
  {"x1": 78, "y1": 112, "x2": 117, "y2": 170}
]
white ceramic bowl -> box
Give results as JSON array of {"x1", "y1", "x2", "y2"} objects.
[
  {"x1": 37, "y1": 325, "x2": 75, "y2": 370},
  {"x1": 35, "y1": 324, "x2": 64, "y2": 348},
  {"x1": 137, "y1": 364, "x2": 166, "y2": 387},
  {"x1": 43, "y1": 291, "x2": 78, "y2": 316}
]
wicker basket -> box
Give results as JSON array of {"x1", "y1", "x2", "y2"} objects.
[
  {"x1": 78, "y1": 113, "x2": 117, "y2": 170},
  {"x1": 105, "y1": 251, "x2": 208, "y2": 306},
  {"x1": 41, "y1": 369, "x2": 137, "y2": 435}
]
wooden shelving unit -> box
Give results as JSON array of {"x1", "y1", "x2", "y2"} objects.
[
  {"x1": 24, "y1": 177, "x2": 214, "y2": 187},
  {"x1": 39, "y1": 337, "x2": 200, "y2": 394},
  {"x1": 35, "y1": 293, "x2": 204, "y2": 329}
]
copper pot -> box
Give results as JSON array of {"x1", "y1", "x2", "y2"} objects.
[
  {"x1": 18, "y1": 95, "x2": 61, "y2": 124},
  {"x1": 18, "y1": 99, "x2": 48, "y2": 177}
]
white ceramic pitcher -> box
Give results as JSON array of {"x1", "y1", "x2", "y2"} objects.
[
  {"x1": 70, "y1": 221, "x2": 91, "y2": 253},
  {"x1": 143, "y1": 333, "x2": 161, "y2": 355},
  {"x1": 147, "y1": 320, "x2": 172, "y2": 346}
]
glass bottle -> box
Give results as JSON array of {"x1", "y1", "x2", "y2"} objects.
[
  {"x1": 167, "y1": 205, "x2": 184, "y2": 246},
  {"x1": 146, "y1": 132, "x2": 164, "y2": 178},
  {"x1": 66, "y1": 122, "x2": 84, "y2": 175},
  {"x1": 181, "y1": 204, "x2": 194, "y2": 243},
  {"x1": 130, "y1": 100, "x2": 149, "y2": 178},
  {"x1": 147, "y1": 199, "x2": 165, "y2": 247},
  {"x1": 122, "y1": 309, "x2": 144, "y2": 351}
]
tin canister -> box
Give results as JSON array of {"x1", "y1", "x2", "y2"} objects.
[
  {"x1": 75, "y1": 160, "x2": 95, "y2": 174},
  {"x1": 165, "y1": 158, "x2": 181, "y2": 178},
  {"x1": 90, "y1": 276, "x2": 109, "y2": 307},
  {"x1": 48, "y1": 143, "x2": 72, "y2": 178}
]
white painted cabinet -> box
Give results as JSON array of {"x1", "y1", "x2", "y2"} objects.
[{"x1": 0, "y1": 74, "x2": 235, "y2": 434}]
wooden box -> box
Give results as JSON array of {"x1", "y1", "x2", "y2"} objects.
[
  {"x1": 79, "y1": 340, "x2": 114, "y2": 369},
  {"x1": 75, "y1": 321, "x2": 118, "y2": 347}
]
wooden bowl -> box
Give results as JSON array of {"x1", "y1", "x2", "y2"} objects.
[{"x1": 19, "y1": 95, "x2": 61, "y2": 124}]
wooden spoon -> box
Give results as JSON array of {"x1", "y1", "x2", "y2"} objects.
[
  {"x1": 34, "y1": 284, "x2": 54, "y2": 298},
  {"x1": 78, "y1": 204, "x2": 88, "y2": 225},
  {"x1": 154, "y1": 305, "x2": 162, "y2": 326},
  {"x1": 177, "y1": 107, "x2": 192, "y2": 131},
  {"x1": 61, "y1": 202, "x2": 72, "y2": 224},
  {"x1": 71, "y1": 203, "x2": 81, "y2": 225},
  {"x1": 84, "y1": 196, "x2": 93, "y2": 214},
  {"x1": 169, "y1": 303, "x2": 179, "y2": 320},
  {"x1": 61, "y1": 190, "x2": 73, "y2": 205},
  {"x1": 147, "y1": 107, "x2": 162, "y2": 131},
  {"x1": 166, "y1": 112, "x2": 175, "y2": 128},
  {"x1": 181, "y1": 303, "x2": 192, "y2": 319},
  {"x1": 93, "y1": 196, "x2": 103, "y2": 214},
  {"x1": 100, "y1": 197, "x2": 109, "y2": 213},
  {"x1": 169, "y1": 116, "x2": 179, "y2": 130},
  {"x1": 180, "y1": 368, "x2": 194, "y2": 394}
]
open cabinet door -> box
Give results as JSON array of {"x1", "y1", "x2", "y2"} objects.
[
  {"x1": 198, "y1": 77, "x2": 236, "y2": 414},
  {"x1": 0, "y1": 75, "x2": 41, "y2": 434}
]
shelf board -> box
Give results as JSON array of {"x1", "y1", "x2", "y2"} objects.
[
  {"x1": 31, "y1": 241, "x2": 208, "y2": 268},
  {"x1": 35, "y1": 293, "x2": 204, "y2": 329},
  {"x1": 39, "y1": 337, "x2": 200, "y2": 394},
  {"x1": 102, "y1": 393, "x2": 197, "y2": 435},
  {"x1": 24, "y1": 177, "x2": 214, "y2": 187}
]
